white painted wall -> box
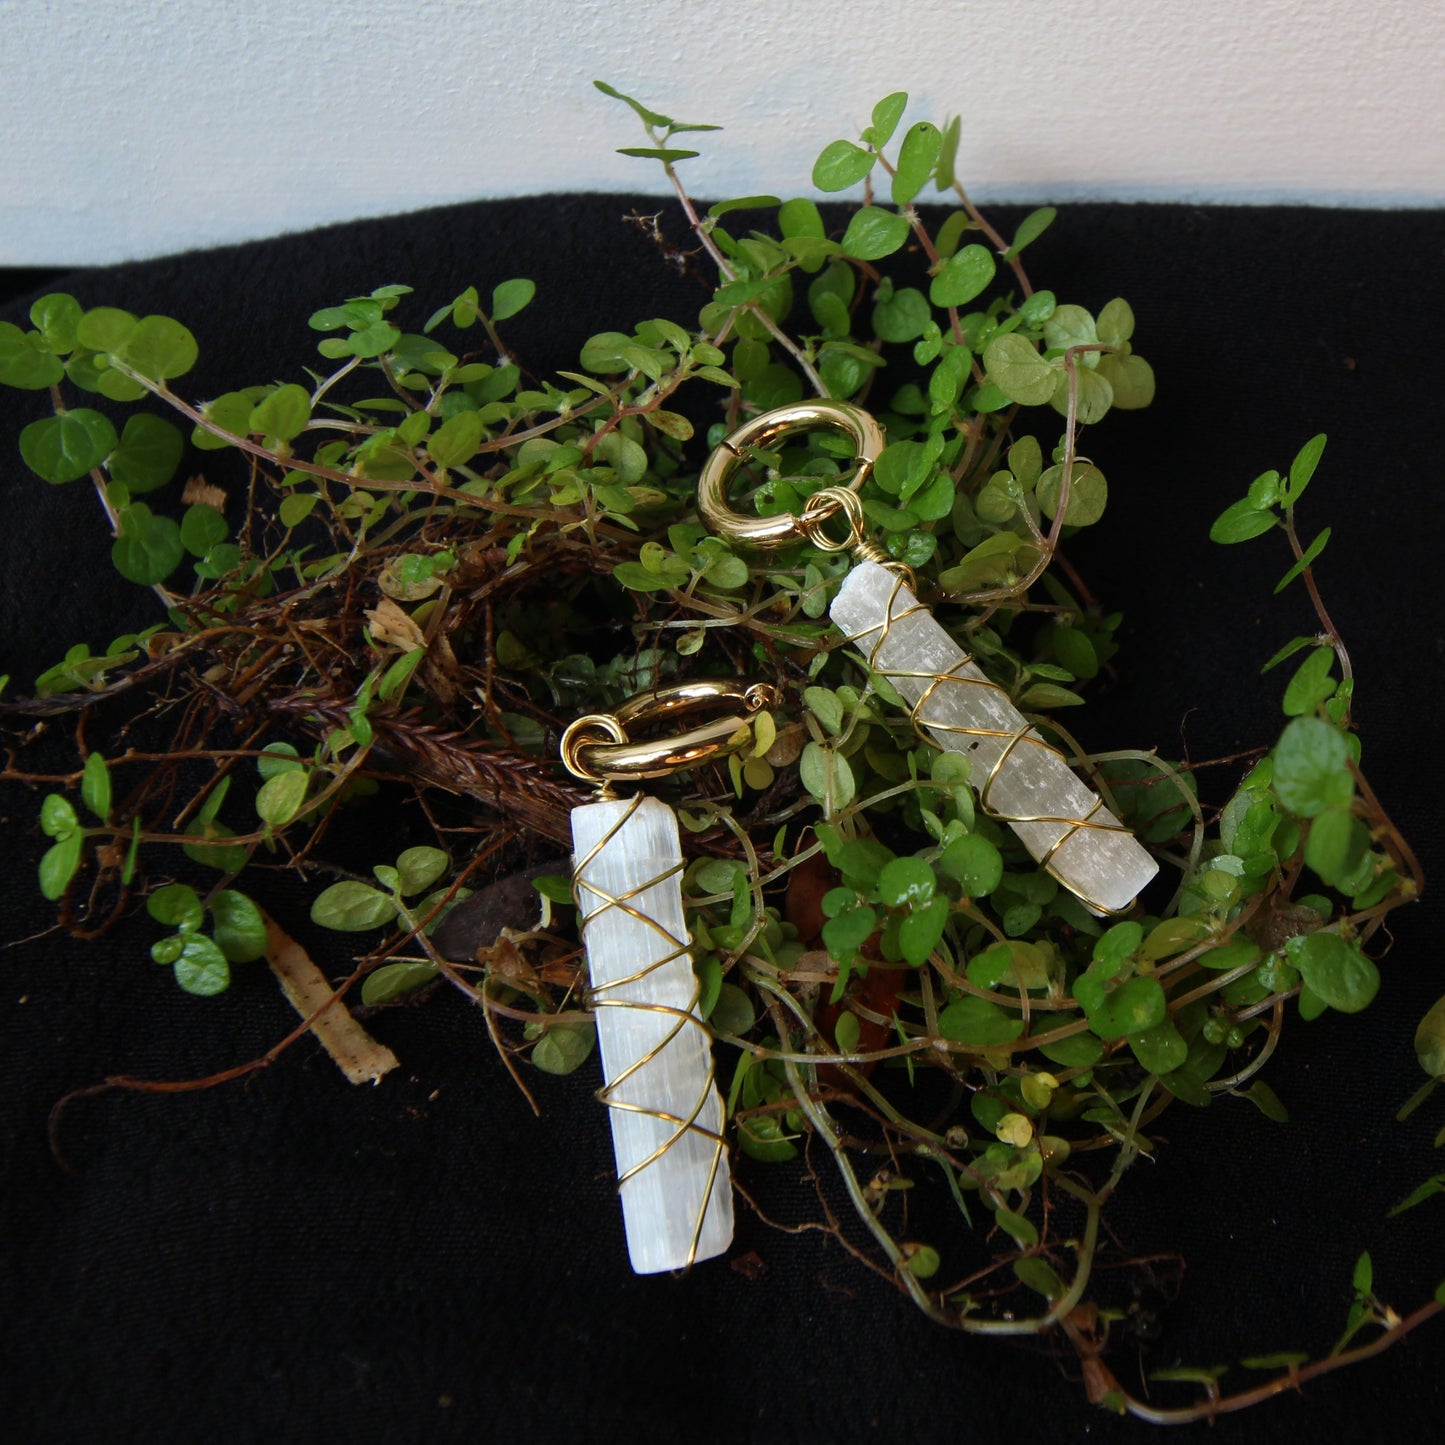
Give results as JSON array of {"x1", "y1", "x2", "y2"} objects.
[{"x1": 3, "y1": 0, "x2": 1441, "y2": 266}]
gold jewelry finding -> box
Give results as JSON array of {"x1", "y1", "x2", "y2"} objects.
[
  {"x1": 560, "y1": 679, "x2": 776, "y2": 786},
  {"x1": 696, "y1": 399, "x2": 885, "y2": 550}
]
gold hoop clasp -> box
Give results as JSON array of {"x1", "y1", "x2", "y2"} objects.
[
  {"x1": 561, "y1": 680, "x2": 776, "y2": 787},
  {"x1": 697, "y1": 400, "x2": 885, "y2": 550}
]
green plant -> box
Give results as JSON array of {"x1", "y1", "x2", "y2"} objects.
[{"x1": 1, "y1": 81, "x2": 1436, "y2": 1424}]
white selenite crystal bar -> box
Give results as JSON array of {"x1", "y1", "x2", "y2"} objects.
[
  {"x1": 571, "y1": 795, "x2": 733, "y2": 1273},
  {"x1": 830, "y1": 561, "x2": 1158, "y2": 914}
]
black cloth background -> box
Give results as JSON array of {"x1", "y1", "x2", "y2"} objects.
[{"x1": 2, "y1": 198, "x2": 1443, "y2": 1444}]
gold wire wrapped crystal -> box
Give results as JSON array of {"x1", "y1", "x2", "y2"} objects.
[
  {"x1": 560, "y1": 682, "x2": 770, "y2": 1272},
  {"x1": 701, "y1": 401, "x2": 1158, "y2": 915},
  {"x1": 831, "y1": 560, "x2": 1157, "y2": 913}
]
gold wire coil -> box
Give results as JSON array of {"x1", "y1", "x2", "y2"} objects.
[
  {"x1": 697, "y1": 400, "x2": 886, "y2": 550},
  {"x1": 560, "y1": 679, "x2": 776, "y2": 786},
  {"x1": 571, "y1": 790, "x2": 729, "y2": 1270},
  {"x1": 843, "y1": 567, "x2": 1140, "y2": 916}
]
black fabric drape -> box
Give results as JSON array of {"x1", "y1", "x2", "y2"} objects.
[{"x1": 2, "y1": 197, "x2": 1442, "y2": 1445}]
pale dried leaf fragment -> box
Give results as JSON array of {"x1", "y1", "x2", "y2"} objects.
[
  {"x1": 263, "y1": 912, "x2": 399, "y2": 1085},
  {"x1": 181, "y1": 475, "x2": 228, "y2": 511},
  {"x1": 364, "y1": 596, "x2": 427, "y2": 650}
]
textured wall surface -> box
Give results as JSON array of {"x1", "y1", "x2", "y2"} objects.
[{"x1": 4, "y1": 0, "x2": 1443, "y2": 264}]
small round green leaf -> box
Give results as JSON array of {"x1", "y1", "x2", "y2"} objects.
[
  {"x1": 1050, "y1": 366, "x2": 1114, "y2": 426},
  {"x1": 703, "y1": 553, "x2": 748, "y2": 589},
  {"x1": 1087, "y1": 975, "x2": 1167, "y2": 1038},
  {"x1": 211, "y1": 889, "x2": 268, "y2": 962},
  {"x1": 532, "y1": 1022, "x2": 598, "y2": 1076},
  {"x1": 396, "y1": 845, "x2": 449, "y2": 896},
  {"x1": 249, "y1": 383, "x2": 312, "y2": 442},
  {"x1": 929, "y1": 245, "x2": 996, "y2": 308},
  {"x1": 40, "y1": 793, "x2": 78, "y2": 838},
  {"x1": 867, "y1": 92, "x2": 908, "y2": 147},
  {"x1": 871, "y1": 286, "x2": 931, "y2": 343},
  {"x1": 20, "y1": 409, "x2": 118, "y2": 484},
  {"x1": 0, "y1": 320, "x2": 64, "y2": 389},
  {"x1": 111, "y1": 504, "x2": 184, "y2": 585},
  {"x1": 1414, "y1": 994, "x2": 1445, "y2": 1078},
  {"x1": 834, "y1": 1010, "x2": 862, "y2": 1055},
  {"x1": 279, "y1": 492, "x2": 318, "y2": 527},
  {"x1": 841, "y1": 206, "x2": 911, "y2": 261},
  {"x1": 983, "y1": 334, "x2": 1056, "y2": 406},
  {"x1": 75, "y1": 307, "x2": 137, "y2": 353},
  {"x1": 812, "y1": 139, "x2": 876, "y2": 191},
  {"x1": 1128, "y1": 1018, "x2": 1188, "y2": 1074},
  {"x1": 1210, "y1": 498, "x2": 1277, "y2": 544},
  {"x1": 1304, "y1": 807, "x2": 1368, "y2": 888},
  {"x1": 1286, "y1": 931, "x2": 1379, "y2": 1014},
  {"x1": 904, "y1": 1243, "x2": 941, "y2": 1280},
  {"x1": 426, "y1": 409, "x2": 485, "y2": 470},
  {"x1": 180, "y1": 503, "x2": 229, "y2": 557},
  {"x1": 151, "y1": 935, "x2": 184, "y2": 965},
  {"x1": 711, "y1": 981, "x2": 756, "y2": 1036},
  {"x1": 346, "y1": 321, "x2": 402, "y2": 358},
  {"x1": 1036, "y1": 463, "x2": 1107, "y2": 526},
  {"x1": 362, "y1": 960, "x2": 439, "y2": 1007},
  {"x1": 937, "y1": 994, "x2": 1024, "y2": 1046},
  {"x1": 174, "y1": 934, "x2": 230, "y2": 995},
  {"x1": 822, "y1": 905, "x2": 878, "y2": 961},
  {"x1": 257, "y1": 742, "x2": 303, "y2": 780},
  {"x1": 1008, "y1": 207, "x2": 1056, "y2": 258},
  {"x1": 779, "y1": 198, "x2": 824, "y2": 239},
  {"x1": 937, "y1": 834, "x2": 1003, "y2": 897},
  {"x1": 39, "y1": 833, "x2": 83, "y2": 901},
  {"x1": 899, "y1": 896, "x2": 951, "y2": 966},
  {"x1": 108, "y1": 413, "x2": 184, "y2": 493},
  {"x1": 182, "y1": 820, "x2": 248, "y2": 874},
  {"x1": 118, "y1": 315, "x2": 198, "y2": 381},
  {"x1": 81, "y1": 752, "x2": 112, "y2": 821},
  {"x1": 1282, "y1": 646, "x2": 1336, "y2": 717},
  {"x1": 1044, "y1": 303, "x2": 1099, "y2": 358},
  {"x1": 891, "y1": 121, "x2": 942, "y2": 204},
  {"x1": 1096, "y1": 298, "x2": 1135, "y2": 346},
  {"x1": 490, "y1": 278, "x2": 535, "y2": 322},
  {"x1": 29, "y1": 293, "x2": 82, "y2": 351},
  {"x1": 1272, "y1": 717, "x2": 1354, "y2": 818},
  {"x1": 192, "y1": 390, "x2": 256, "y2": 450},
  {"x1": 1095, "y1": 920, "x2": 1144, "y2": 967},
  {"x1": 255, "y1": 768, "x2": 309, "y2": 826},
  {"x1": 877, "y1": 856, "x2": 935, "y2": 908},
  {"x1": 799, "y1": 741, "x2": 855, "y2": 810},
  {"x1": 147, "y1": 882, "x2": 204, "y2": 930},
  {"x1": 1096, "y1": 352, "x2": 1155, "y2": 409},
  {"x1": 310, "y1": 880, "x2": 399, "y2": 931}
]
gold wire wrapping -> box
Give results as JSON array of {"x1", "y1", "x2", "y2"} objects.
[
  {"x1": 836, "y1": 560, "x2": 1145, "y2": 915},
  {"x1": 570, "y1": 792, "x2": 729, "y2": 1270}
]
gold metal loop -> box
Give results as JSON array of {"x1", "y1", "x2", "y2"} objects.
[
  {"x1": 797, "y1": 485, "x2": 866, "y2": 552},
  {"x1": 697, "y1": 400, "x2": 885, "y2": 550},
  {"x1": 560, "y1": 712, "x2": 629, "y2": 784},
  {"x1": 562, "y1": 679, "x2": 776, "y2": 784}
]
